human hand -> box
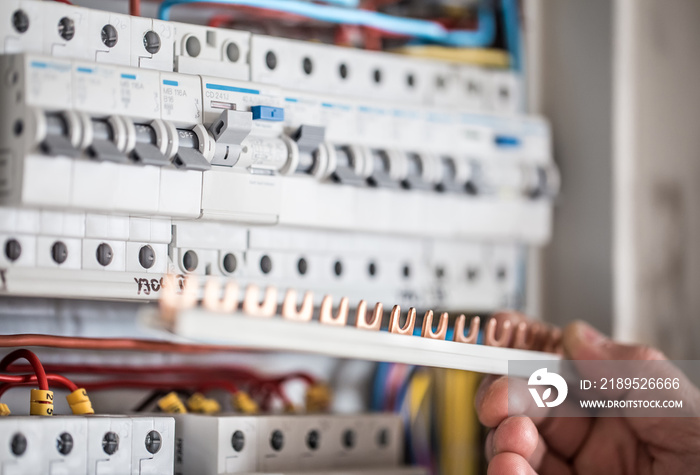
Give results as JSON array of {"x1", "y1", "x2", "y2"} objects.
[{"x1": 476, "y1": 313, "x2": 700, "y2": 475}]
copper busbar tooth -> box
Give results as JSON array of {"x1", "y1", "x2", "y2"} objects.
[
  {"x1": 542, "y1": 327, "x2": 563, "y2": 354},
  {"x1": 202, "y1": 279, "x2": 239, "y2": 313},
  {"x1": 319, "y1": 295, "x2": 349, "y2": 326},
  {"x1": 421, "y1": 310, "x2": 448, "y2": 340},
  {"x1": 513, "y1": 321, "x2": 537, "y2": 350},
  {"x1": 281, "y1": 289, "x2": 314, "y2": 322},
  {"x1": 388, "y1": 305, "x2": 416, "y2": 335},
  {"x1": 242, "y1": 284, "x2": 278, "y2": 317},
  {"x1": 355, "y1": 301, "x2": 383, "y2": 330},
  {"x1": 529, "y1": 322, "x2": 548, "y2": 351},
  {"x1": 160, "y1": 274, "x2": 198, "y2": 325},
  {"x1": 453, "y1": 315, "x2": 480, "y2": 344},
  {"x1": 484, "y1": 318, "x2": 513, "y2": 347}
]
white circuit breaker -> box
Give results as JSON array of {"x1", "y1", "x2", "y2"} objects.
[
  {"x1": 0, "y1": 0, "x2": 559, "y2": 312},
  {"x1": 174, "y1": 413, "x2": 403, "y2": 475},
  {"x1": 0, "y1": 415, "x2": 174, "y2": 475}
]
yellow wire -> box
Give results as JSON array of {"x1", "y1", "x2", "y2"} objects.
[
  {"x1": 392, "y1": 46, "x2": 510, "y2": 68},
  {"x1": 440, "y1": 370, "x2": 480, "y2": 475}
]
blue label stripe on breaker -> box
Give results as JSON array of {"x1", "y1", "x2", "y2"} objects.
[
  {"x1": 206, "y1": 83, "x2": 260, "y2": 95},
  {"x1": 76, "y1": 67, "x2": 94, "y2": 74},
  {"x1": 285, "y1": 98, "x2": 298, "y2": 103},
  {"x1": 30, "y1": 61, "x2": 70, "y2": 71},
  {"x1": 322, "y1": 102, "x2": 351, "y2": 111},
  {"x1": 393, "y1": 110, "x2": 418, "y2": 118},
  {"x1": 494, "y1": 135, "x2": 521, "y2": 147},
  {"x1": 163, "y1": 79, "x2": 179, "y2": 86},
  {"x1": 121, "y1": 73, "x2": 137, "y2": 80},
  {"x1": 359, "y1": 106, "x2": 385, "y2": 114}
]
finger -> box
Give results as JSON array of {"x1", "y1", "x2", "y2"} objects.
[
  {"x1": 488, "y1": 452, "x2": 537, "y2": 475},
  {"x1": 563, "y1": 321, "x2": 666, "y2": 363},
  {"x1": 572, "y1": 417, "x2": 637, "y2": 474},
  {"x1": 530, "y1": 434, "x2": 573, "y2": 475},
  {"x1": 485, "y1": 417, "x2": 539, "y2": 462},
  {"x1": 477, "y1": 374, "x2": 595, "y2": 458},
  {"x1": 536, "y1": 415, "x2": 592, "y2": 459},
  {"x1": 476, "y1": 374, "x2": 552, "y2": 427},
  {"x1": 563, "y1": 321, "x2": 700, "y2": 421},
  {"x1": 539, "y1": 449, "x2": 574, "y2": 475},
  {"x1": 475, "y1": 374, "x2": 500, "y2": 419},
  {"x1": 476, "y1": 375, "x2": 514, "y2": 427}
]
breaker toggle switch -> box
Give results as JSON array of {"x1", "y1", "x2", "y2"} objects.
[
  {"x1": 523, "y1": 164, "x2": 561, "y2": 200},
  {"x1": 132, "y1": 142, "x2": 170, "y2": 166},
  {"x1": 208, "y1": 109, "x2": 253, "y2": 167},
  {"x1": 131, "y1": 122, "x2": 175, "y2": 167},
  {"x1": 366, "y1": 149, "x2": 405, "y2": 189},
  {"x1": 331, "y1": 145, "x2": 370, "y2": 187},
  {"x1": 173, "y1": 127, "x2": 212, "y2": 171},
  {"x1": 281, "y1": 125, "x2": 326, "y2": 175},
  {"x1": 294, "y1": 125, "x2": 325, "y2": 154},
  {"x1": 436, "y1": 156, "x2": 469, "y2": 193},
  {"x1": 41, "y1": 134, "x2": 80, "y2": 158},
  {"x1": 87, "y1": 119, "x2": 128, "y2": 164},
  {"x1": 40, "y1": 113, "x2": 81, "y2": 158},
  {"x1": 174, "y1": 147, "x2": 211, "y2": 171},
  {"x1": 402, "y1": 152, "x2": 440, "y2": 191}
]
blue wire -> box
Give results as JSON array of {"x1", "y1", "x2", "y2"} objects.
[
  {"x1": 321, "y1": 0, "x2": 360, "y2": 7},
  {"x1": 394, "y1": 365, "x2": 416, "y2": 412},
  {"x1": 158, "y1": 0, "x2": 496, "y2": 48},
  {"x1": 501, "y1": 0, "x2": 521, "y2": 71},
  {"x1": 371, "y1": 361, "x2": 391, "y2": 411}
]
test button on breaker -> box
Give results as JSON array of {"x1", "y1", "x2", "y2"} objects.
[{"x1": 251, "y1": 105, "x2": 285, "y2": 122}]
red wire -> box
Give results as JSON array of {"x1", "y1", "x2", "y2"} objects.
[
  {"x1": 0, "y1": 334, "x2": 236, "y2": 353},
  {"x1": 0, "y1": 374, "x2": 78, "y2": 398},
  {"x1": 208, "y1": 14, "x2": 235, "y2": 28},
  {"x1": 0, "y1": 350, "x2": 49, "y2": 390},
  {"x1": 130, "y1": 0, "x2": 141, "y2": 16},
  {"x1": 23, "y1": 363, "x2": 264, "y2": 383},
  {"x1": 4, "y1": 363, "x2": 312, "y2": 410},
  {"x1": 195, "y1": 380, "x2": 239, "y2": 394},
  {"x1": 76, "y1": 378, "x2": 239, "y2": 394},
  {"x1": 272, "y1": 371, "x2": 316, "y2": 385},
  {"x1": 53, "y1": 0, "x2": 73, "y2": 4},
  {"x1": 9, "y1": 363, "x2": 316, "y2": 386}
]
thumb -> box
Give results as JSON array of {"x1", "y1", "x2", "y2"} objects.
[
  {"x1": 561, "y1": 323, "x2": 700, "y2": 442},
  {"x1": 561, "y1": 321, "x2": 690, "y2": 412},
  {"x1": 562, "y1": 321, "x2": 665, "y2": 362}
]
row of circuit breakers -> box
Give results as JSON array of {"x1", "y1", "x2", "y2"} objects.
[
  {"x1": 0, "y1": 413, "x2": 423, "y2": 475},
  {"x1": 0, "y1": 0, "x2": 559, "y2": 311}
]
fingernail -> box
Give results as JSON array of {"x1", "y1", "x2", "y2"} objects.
[
  {"x1": 579, "y1": 322, "x2": 605, "y2": 345},
  {"x1": 563, "y1": 321, "x2": 607, "y2": 359}
]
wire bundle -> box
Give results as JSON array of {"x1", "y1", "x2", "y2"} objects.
[
  {"x1": 158, "y1": 0, "x2": 497, "y2": 48},
  {"x1": 372, "y1": 363, "x2": 481, "y2": 475},
  {"x1": 7, "y1": 362, "x2": 325, "y2": 414},
  {"x1": 0, "y1": 349, "x2": 92, "y2": 416}
]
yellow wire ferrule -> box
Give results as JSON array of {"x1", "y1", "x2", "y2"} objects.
[
  {"x1": 157, "y1": 391, "x2": 188, "y2": 414},
  {"x1": 67, "y1": 388, "x2": 95, "y2": 415},
  {"x1": 187, "y1": 393, "x2": 221, "y2": 414},
  {"x1": 30, "y1": 389, "x2": 54, "y2": 416},
  {"x1": 232, "y1": 391, "x2": 259, "y2": 414}
]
